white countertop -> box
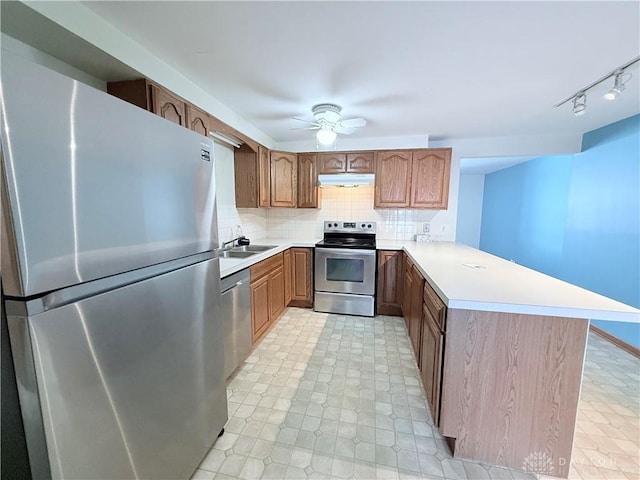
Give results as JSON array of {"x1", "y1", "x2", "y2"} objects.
[
  {"x1": 219, "y1": 237, "x2": 639, "y2": 323},
  {"x1": 377, "y1": 240, "x2": 640, "y2": 323}
]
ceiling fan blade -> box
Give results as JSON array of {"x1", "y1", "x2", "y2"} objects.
[
  {"x1": 339, "y1": 117, "x2": 367, "y2": 128},
  {"x1": 334, "y1": 126, "x2": 356, "y2": 135},
  {"x1": 292, "y1": 117, "x2": 319, "y2": 126},
  {"x1": 291, "y1": 126, "x2": 320, "y2": 131}
]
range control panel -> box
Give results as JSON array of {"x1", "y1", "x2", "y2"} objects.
[{"x1": 323, "y1": 221, "x2": 376, "y2": 233}]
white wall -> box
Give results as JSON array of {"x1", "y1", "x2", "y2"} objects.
[
  {"x1": 456, "y1": 174, "x2": 485, "y2": 248},
  {"x1": 1, "y1": 33, "x2": 106, "y2": 90}
]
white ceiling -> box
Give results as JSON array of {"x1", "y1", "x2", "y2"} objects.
[{"x1": 4, "y1": 1, "x2": 640, "y2": 151}]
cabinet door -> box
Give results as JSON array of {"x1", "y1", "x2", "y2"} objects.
[
  {"x1": 234, "y1": 146, "x2": 259, "y2": 208},
  {"x1": 251, "y1": 275, "x2": 270, "y2": 343},
  {"x1": 187, "y1": 104, "x2": 210, "y2": 137},
  {"x1": 290, "y1": 248, "x2": 313, "y2": 307},
  {"x1": 410, "y1": 265, "x2": 425, "y2": 364},
  {"x1": 318, "y1": 153, "x2": 347, "y2": 174},
  {"x1": 283, "y1": 249, "x2": 293, "y2": 307},
  {"x1": 270, "y1": 151, "x2": 297, "y2": 207},
  {"x1": 258, "y1": 146, "x2": 271, "y2": 208},
  {"x1": 269, "y1": 266, "x2": 285, "y2": 322},
  {"x1": 346, "y1": 152, "x2": 374, "y2": 173},
  {"x1": 376, "y1": 250, "x2": 403, "y2": 316},
  {"x1": 297, "y1": 154, "x2": 318, "y2": 208},
  {"x1": 420, "y1": 303, "x2": 443, "y2": 426},
  {"x1": 374, "y1": 151, "x2": 412, "y2": 207},
  {"x1": 150, "y1": 85, "x2": 187, "y2": 126},
  {"x1": 410, "y1": 148, "x2": 452, "y2": 209}
]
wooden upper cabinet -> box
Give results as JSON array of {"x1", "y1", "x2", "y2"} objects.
[
  {"x1": 297, "y1": 154, "x2": 319, "y2": 208},
  {"x1": 187, "y1": 104, "x2": 210, "y2": 137},
  {"x1": 410, "y1": 148, "x2": 452, "y2": 209},
  {"x1": 258, "y1": 146, "x2": 271, "y2": 208},
  {"x1": 374, "y1": 150, "x2": 412, "y2": 207},
  {"x1": 270, "y1": 151, "x2": 297, "y2": 207},
  {"x1": 318, "y1": 153, "x2": 347, "y2": 174},
  {"x1": 346, "y1": 152, "x2": 374, "y2": 173},
  {"x1": 149, "y1": 85, "x2": 187, "y2": 126}
]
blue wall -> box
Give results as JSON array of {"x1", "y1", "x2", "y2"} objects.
[{"x1": 480, "y1": 114, "x2": 640, "y2": 348}]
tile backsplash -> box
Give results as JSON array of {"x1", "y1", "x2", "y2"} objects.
[{"x1": 217, "y1": 186, "x2": 453, "y2": 243}]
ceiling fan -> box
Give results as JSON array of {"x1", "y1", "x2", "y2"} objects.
[{"x1": 292, "y1": 103, "x2": 367, "y2": 146}]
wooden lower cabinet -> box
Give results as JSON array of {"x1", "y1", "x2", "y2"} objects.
[
  {"x1": 250, "y1": 253, "x2": 285, "y2": 343},
  {"x1": 283, "y1": 249, "x2": 293, "y2": 306},
  {"x1": 376, "y1": 250, "x2": 403, "y2": 316},
  {"x1": 289, "y1": 248, "x2": 313, "y2": 307},
  {"x1": 401, "y1": 254, "x2": 413, "y2": 327},
  {"x1": 250, "y1": 274, "x2": 270, "y2": 341}
]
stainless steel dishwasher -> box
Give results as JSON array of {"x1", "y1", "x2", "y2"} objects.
[{"x1": 220, "y1": 268, "x2": 252, "y2": 379}]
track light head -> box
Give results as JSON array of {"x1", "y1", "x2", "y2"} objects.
[
  {"x1": 573, "y1": 92, "x2": 587, "y2": 117},
  {"x1": 605, "y1": 70, "x2": 626, "y2": 100}
]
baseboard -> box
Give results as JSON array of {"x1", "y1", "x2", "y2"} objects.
[{"x1": 590, "y1": 324, "x2": 640, "y2": 359}]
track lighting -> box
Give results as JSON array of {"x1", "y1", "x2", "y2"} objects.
[
  {"x1": 604, "y1": 70, "x2": 626, "y2": 100},
  {"x1": 573, "y1": 92, "x2": 586, "y2": 117},
  {"x1": 555, "y1": 56, "x2": 639, "y2": 116}
]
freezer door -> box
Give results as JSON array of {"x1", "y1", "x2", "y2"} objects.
[
  {"x1": 7, "y1": 258, "x2": 227, "y2": 480},
  {"x1": 1, "y1": 54, "x2": 218, "y2": 297}
]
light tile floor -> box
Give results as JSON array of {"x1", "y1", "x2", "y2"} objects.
[{"x1": 193, "y1": 308, "x2": 639, "y2": 480}]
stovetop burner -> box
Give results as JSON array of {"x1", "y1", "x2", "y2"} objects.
[{"x1": 315, "y1": 221, "x2": 376, "y2": 250}]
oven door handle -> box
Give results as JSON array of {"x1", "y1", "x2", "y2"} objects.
[{"x1": 316, "y1": 248, "x2": 376, "y2": 257}]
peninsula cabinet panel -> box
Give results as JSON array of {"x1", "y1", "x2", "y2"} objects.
[
  {"x1": 149, "y1": 85, "x2": 187, "y2": 126},
  {"x1": 420, "y1": 302, "x2": 443, "y2": 426},
  {"x1": 318, "y1": 153, "x2": 347, "y2": 174},
  {"x1": 374, "y1": 150, "x2": 412, "y2": 207},
  {"x1": 346, "y1": 152, "x2": 375, "y2": 173},
  {"x1": 410, "y1": 148, "x2": 452, "y2": 209},
  {"x1": 376, "y1": 250, "x2": 403, "y2": 316},
  {"x1": 409, "y1": 265, "x2": 425, "y2": 363},
  {"x1": 440, "y1": 309, "x2": 588, "y2": 477},
  {"x1": 402, "y1": 254, "x2": 413, "y2": 328},
  {"x1": 290, "y1": 248, "x2": 313, "y2": 307},
  {"x1": 297, "y1": 154, "x2": 319, "y2": 208},
  {"x1": 270, "y1": 151, "x2": 298, "y2": 207},
  {"x1": 187, "y1": 104, "x2": 210, "y2": 137}
]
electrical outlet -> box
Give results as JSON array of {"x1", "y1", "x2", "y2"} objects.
[{"x1": 423, "y1": 222, "x2": 431, "y2": 233}]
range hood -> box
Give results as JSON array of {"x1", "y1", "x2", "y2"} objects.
[{"x1": 318, "y1": 173, "x2": 375, "y2": 187}]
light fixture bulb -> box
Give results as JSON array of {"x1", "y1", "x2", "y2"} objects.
[
  {"x1": 573, "y1": 93, "x2": 587, "y2": 117},
  {"x1": 316, "y1": 128, "x2": 337, "y2": 146},
  {"x1": 605, "y1": 71, "x2": 626, "y2": 100}
]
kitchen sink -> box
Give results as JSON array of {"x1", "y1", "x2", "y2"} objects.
[
  {"x1": 219, "y1": 250, "x2": 256, "y2": 259},
  {"x1": 232, "y1": 245, "x2": 277, "y2": 252}
]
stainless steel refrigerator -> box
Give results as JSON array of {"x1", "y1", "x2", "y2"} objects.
[{"x1": 1, "y1": 54, "x2": 227, "y2": 479}]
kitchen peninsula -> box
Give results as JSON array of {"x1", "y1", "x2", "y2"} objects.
[{"x1": 220, "y1": 239, "x2": 639, "y2": 477}]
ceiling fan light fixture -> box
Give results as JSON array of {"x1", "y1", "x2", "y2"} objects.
[
  {"x1": 312, "y1": 103, "x2": 342, "y2": 123},
  {"x1": 316, "y1": 127, "x2": 337, "y2": 146}
]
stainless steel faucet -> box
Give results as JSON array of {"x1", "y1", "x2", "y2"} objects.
[{"x1": 222, "y1": 236, "x2": 245, "y2": 249}]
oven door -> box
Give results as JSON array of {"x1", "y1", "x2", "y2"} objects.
[{"x1": 315, "y1": 248, "x2": 376, "y2": 295}]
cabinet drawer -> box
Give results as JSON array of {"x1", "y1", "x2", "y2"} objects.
[
  {"x1": 250, "y1": 252, "x2": 284, "y2": 281},
  {"x1": 423, "y1": 281, "x2": 446, "y2": 330}
]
